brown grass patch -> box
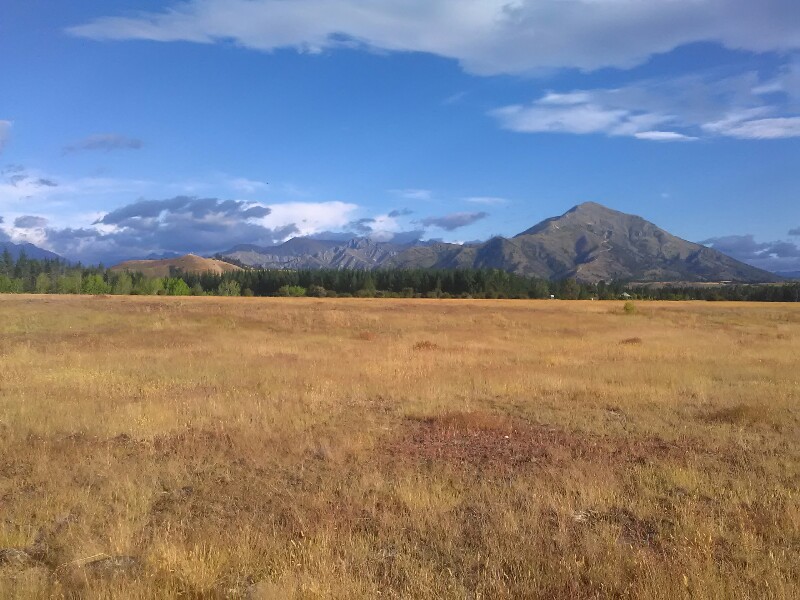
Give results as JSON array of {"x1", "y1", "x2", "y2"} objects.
[
  {"x1": 386, "y1": 411, "x2": 695, "y2": 472},
  {"x1": 0, "y1": 296, "x2": 798, "y2": 599},
  {"x1": 619, "y1": 336, "x2": 643, "y2": 345},
  {"x1": 701, "y1": 403, "x2": 768, "y2": 426}
]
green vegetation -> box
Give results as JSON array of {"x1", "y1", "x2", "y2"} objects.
[{"x1": 1, "y1": 249, "x2": 799, "y2": 300}]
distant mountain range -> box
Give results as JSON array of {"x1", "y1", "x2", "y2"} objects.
[
  {"x1": 216, "y1": 202, "x2": 778, "y2": 283},
  {"x1": 1, "y1": 240, "x2": 62, "y2": 261},
  {"x1": 4, "y1": 203, "x2": 785, "y2": 283}
]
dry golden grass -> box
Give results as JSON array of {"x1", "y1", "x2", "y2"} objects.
[{"x1": 0, "y1": 295, "x2": 798, "y2": 599}]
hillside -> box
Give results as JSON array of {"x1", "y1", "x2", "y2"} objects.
[{"x1": 111, "y1": 254, "x2": 242, "y2": 278}]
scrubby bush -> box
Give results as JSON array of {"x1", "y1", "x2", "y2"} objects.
[
  {"x1": 623, "y1": 301, "x2": 636, "y2": 315},
  {"x1": 164, "y1": 277, "x2": 191, "y2": 296},
  {"x1": 112, "y1": 272, "x2": 133, "y2": 295},
  {"x1": 217, "y1": 280, "x2": 241, "y2": 297},
  {"x1": 82, "y1": 274, "x2": 111, "y2": 295},
  {"x1": 277, "y1": 285, "x2": 306, "y2": 297}
]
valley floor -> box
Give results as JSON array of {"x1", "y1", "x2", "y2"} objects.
[{"x1": 0, "y1": 296, "x2": 798, "y2": 598}]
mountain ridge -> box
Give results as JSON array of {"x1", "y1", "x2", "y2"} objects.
[
  {"x1": 1, "y1": 241, "x2": 63, "y2": 262},
  {"x1": 213, "y1": 202, "x2": 777, "y2": 283}
]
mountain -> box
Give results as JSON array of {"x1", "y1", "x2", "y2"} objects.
[
  {"x1": 385, "y1": 202, "x2": 777, "y2": 283},
  {"x1": 214, "y1": 202, "x2": 779, "y2": 283},
  {"x1": 1, "y1": 241, "x2": 63, "y2": 261},
  {"x1": 218, "y1": 237, "x2": 414, "y2": 270},
  {"x1": 110, "y1": 254, "x2": 242, "y2": 278}
]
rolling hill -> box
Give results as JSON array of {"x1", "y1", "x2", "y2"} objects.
[{"x1": 110, "y1": 254, "x2": 242, "y2": 278}]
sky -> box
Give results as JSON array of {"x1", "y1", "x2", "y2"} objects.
[{"x1": 1, "y1": 0, "x2": 799, "y2": 271}]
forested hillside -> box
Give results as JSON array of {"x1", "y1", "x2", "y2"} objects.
[{"x1": 1, "y1": 248, "x2": 798, "y2": 301}]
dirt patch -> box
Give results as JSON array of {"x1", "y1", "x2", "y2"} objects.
[{"x1": 385, "y1": 411, "x2": 694, "y2": 472}]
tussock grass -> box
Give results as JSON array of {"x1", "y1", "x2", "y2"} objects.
[{"x1": 0, "y1": 296, "x2": 798, "y2": 598}]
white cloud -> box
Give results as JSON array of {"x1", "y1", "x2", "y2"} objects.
[
  {"x1": 67, "y1": 0, "x2": 800, "y2": 75},
  {"x1": 704, "y1": 116, "x2": 800, "y2": 139},
  {"x1": 262, "y1": 201, "x2": 358, "y2": 236},
  {"x1": 634, "y1": 131, "x2": 697, "y2": 141},
  {"x1": 492, "y1": 67, "x2": 800, "y2": 141}
]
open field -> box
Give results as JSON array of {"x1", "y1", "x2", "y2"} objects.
[{"x1": 1, "y1": 295, "x2": 798, "y2": 599}]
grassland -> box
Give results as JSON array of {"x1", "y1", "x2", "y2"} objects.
[{"x1": 0, "y1": 295, "x2": 798, "y2": 599}]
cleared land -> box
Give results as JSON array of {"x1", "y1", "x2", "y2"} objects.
[{"x1": 0, "y1": 296, "x2": 798, "y2": 599}]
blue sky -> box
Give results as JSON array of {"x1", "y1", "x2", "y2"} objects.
[{"x1": 1, "y1": 1, "x2": 799, "y2": 271}]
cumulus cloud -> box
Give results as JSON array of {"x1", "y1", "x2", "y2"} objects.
[
  {"x1": 340, "y1": 209, "x2": 423, "y2": 243},
  {"x1": 5, "y1": 196, "x2": 290, "y2": 264},
  {"x1": 14, "y1": 215, "x2": 48, "y2": 229},
  {"x1": 701, "y1": 234, "x2": 800, "y2": 272},
  {"x1": 493, "y1": 66, "x2": 800, "y2": 140},
  {"x1": 96, "y1": 196, "x2": 271, "y2": 226},
  {"x1": 68, "y1": 0, "x2": 800, "y2": 75},
  {"x1": 63, "y1": 133, "x2": 143, "y2": 154},
  {"x1": 262, "y1": 201, "x2": 358, "y2": 236},
  {"x1": 420, "y1": 211, "x2": 488, "y2": 231},
  {"x1": 0, "y1": 121, "x2": 10, "y2": 153}
]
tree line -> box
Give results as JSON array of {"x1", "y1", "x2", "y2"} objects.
[{"x1": 1, "y1": 247, "x2": 798, "y2": 301}]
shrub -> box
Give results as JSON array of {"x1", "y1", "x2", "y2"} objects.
[
  {"x1": 306, "y1": 285, "x2": 326, "y2": 297},
  {"x1": 623, "y1": 301, "x2": 636, "y2": 315},
  {"x1": 82, "y1": 274, "x2": 111, "y2": 295},
  {"x1": 217, "y1": 280, "x2": 242, "y2": 297},
  {"x1": 277, "y1": 285, "x2": 306, "y2": 297},
  {"x1": 164, "y1": 277, "x2": 191, "y2": 296},
  {"x1": 34, "y1": 273, "x2": 52, "y2": 294},
  {"x1": 112, "y1": 272, "x2": 133, "y2": 295}
]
